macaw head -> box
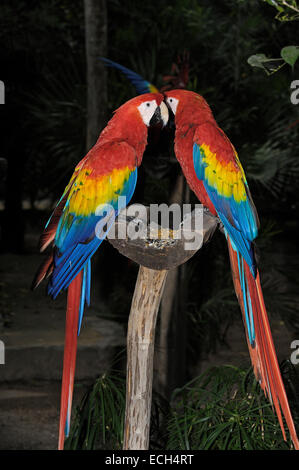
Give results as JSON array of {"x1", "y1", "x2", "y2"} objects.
[
  {"x1": 164, "y1": 89, "x2": 213, "y2": 125},
  {"x1": 101, "y1": 93, "x2": 169, "y2": 166},
  {"x1": 116, "y1": 92, "x2": 169, "y2": 128},
  {"x1": 135, "y1": 93, "x2": 169, "y2": 127}
]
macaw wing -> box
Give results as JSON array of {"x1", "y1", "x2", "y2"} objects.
[
  {"x1": 100, "y1": 57, "x2": 159, "y2": 95},
  {"x1": 193, "y1": 123, "x2": 259, "y2": 275},
  {"x1": 48, "y1": 146, "x2": 137, "y2": 299},
  {"x1": 39, "y1": 157, "x2": 90, "y2": 253}
]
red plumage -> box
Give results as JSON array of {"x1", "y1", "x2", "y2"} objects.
[
  {"x1": 165, "y1": 89, "x2": 299, "y2": 449},
  {"x1": 228, "y1": 237, "x2": 299, "y2": 448},
  {"x1": 58, "y1": 271, "x2": 82, "y2": 450},
  {"x1": 33, "y1": 92, "x2": 166, "y2": 450}
]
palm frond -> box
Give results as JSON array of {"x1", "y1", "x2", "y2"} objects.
[{"x1": 167, "y1": 366, "x2": 295, "y2": 450}]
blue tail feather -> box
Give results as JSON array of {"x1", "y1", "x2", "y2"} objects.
[
  {"x1": 77, "y1": 260, "x2": 91, "y2": 335},
  {"x1": 226, "y1": 231, "x2": 255, "y2": 345},
  {"x1": 100, "y1": 57, "x2": 155, "y2": 95}
]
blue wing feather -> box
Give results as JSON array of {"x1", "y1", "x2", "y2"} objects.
[
  {"x1": 48, "y1": 168, "x2": 138, "y2": 299},
  {"x1": 194, "y1": 139, "x2": 258, "y2": 342},
  {"x1": 100, "y1": 57, "x2": 157, "y2": 95},
  {"x1": 193, "y1": 142, "x2": 258, "y2": 276}
]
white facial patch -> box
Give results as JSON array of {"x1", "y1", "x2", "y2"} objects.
[
  {"x1": 160, "y1": 101, "x2": 169, "y2": 126},
  {"x1": 166, "y1": 96, "x2": 179, "y2": 115},
  {"x1": 137, "y1": 100, "x2": 158, "y2": 126}
]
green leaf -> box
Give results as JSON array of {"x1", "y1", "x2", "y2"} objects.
[
  {"x1": 247, "y1": 54, "x2": 285, "y2": 75},
  {"x1": 263, "y1": 0, "x2": 284, "y2": 13},
  {"x1": 247, "y1": 53, "x2": 269, "y2": 69},
  {"x1": 281, "y1": 46, "x2": 299, "y2": 67}
]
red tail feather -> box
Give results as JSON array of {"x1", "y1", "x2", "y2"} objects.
[
  {"x1": 39, "y1": 193, "x2": 69, "y2": 252},
  {"x1": 227, "y1": 237, "x2": 299, "y2": 449},
  {"x1": 32, "y1": 193, "x2": 69, "y2": 290},
  {"x1": 58, "y1": 271, "x2": 82, "y2": 450},
  {"x1": 31, "y1": 254, "x2": 54, "y2": 290}
]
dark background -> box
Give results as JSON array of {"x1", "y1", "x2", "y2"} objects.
[{"x1": 0, "y1": 0, "x2": 299, "y2": 450}]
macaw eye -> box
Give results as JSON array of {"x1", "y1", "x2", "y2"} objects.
[
  {"x1": 137, "y1": 99, "x2": 158, "y2": 126},
  {"x1": 166, "y1": 96, "x2": 179, "y2": 114}
]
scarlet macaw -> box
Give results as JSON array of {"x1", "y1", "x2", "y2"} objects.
[
  {"x1": 101, "y1": 60, "x2": 299, "y2": 447},
  {"x1": 32, "y1": 92, "x2": 168, "y2": 449},
  {"x1": 164, "y1": 89, "x2": 299, "y2": 449}
]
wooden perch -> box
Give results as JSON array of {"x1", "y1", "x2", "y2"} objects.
[
  {"x1": 108, "y1": 204, "x2": 219, "y2": 450},
  {"x1": 108, "y1": 204, "x2": 218, "y2": 270},
  {"x1": 123, "y1": 266, "x2": 167, "y2": 449}
]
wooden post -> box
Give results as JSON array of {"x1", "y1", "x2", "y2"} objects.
[
  {"x1": 108, "y1": 204, "x2": 219, "y2": 450},
  {"x1": 123, "y1": 267, "x2": 168, "y2": 450}
]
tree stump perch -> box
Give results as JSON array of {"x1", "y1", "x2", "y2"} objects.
[
  {"x1": 108, "y1": 204, "x2": 219, "y2": 450},
  {"x1": 123, "y1": 266, "x2": 168, "y2": 450}
]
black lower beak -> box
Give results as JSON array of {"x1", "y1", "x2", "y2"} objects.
[
  {"x1": 166, "y1": 106, "x2": 175, "y2": 129},
  {"x1": 163, "y1": 101, "x2": 175, "y2": 130},
  {"x1": 149, "y1": 107, "x2": 162, "y2": 126}
]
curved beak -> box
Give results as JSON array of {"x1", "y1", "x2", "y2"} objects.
[
  {"x1": 159, "y1": 101, "x2": 169, "y2": 127},
  {"x1": 149, "y1": 102, "x2": 169, "y2": 127}
]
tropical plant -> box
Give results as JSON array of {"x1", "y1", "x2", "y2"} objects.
[
  {"x1": 65, "y1": 373, "x2": 126, "y2": 450},
  {"x1": 167, "y1": 365, "x2": 296, "y2": 450},
  {"x1": 64, "y1": 371, "x2": 169, "y2": 450},
  {"x1": 24, "y1": 49, "x2": 86, "y2": 206},
  {"x1": 263, "y1": 0, "x2": 299, "y2": 21},
  {"x1": 65, "y1": 365, "x2": 299, "y2": 450}
]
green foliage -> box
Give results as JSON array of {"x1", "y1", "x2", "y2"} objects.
[
  {"x1": 24, "y1": 50, "x2": 86, "y2": 202},
  {"x1": 65, "y1": 371, "x2": 169, "y2": 450},
  {"x1": 167, "y1": 366, "x2": 293, "y2": 450},
  {"x1": 241, "y1": 112, "x2": 299, "y2": 198},
  {"x1": 65, "y1": 373, "x2": 126, "y2": 450},
  {"x1": 2, "y1": 0, "x2": 299, "y2": 404},
  {"x1": 281, "y1": 45, "x2": 299, "y2": 67},
  {"x1": 263, "y1": 0, "x2": 299, "y2": 21},
  {"x1": 247, "y1": 53, "x2": 286, "y2": 75},
  {"x1": 65, "y1": 366, "x2": 298, "y2": 450},
  {"x1": 248, "y1": 46, "x2": 299, "y2": 74},
  {"x1": 248, "y1": 1, "x2": 299, "y2": 73}
]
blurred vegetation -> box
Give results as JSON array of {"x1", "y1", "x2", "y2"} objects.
[
  {"x1": 248, "y1": 1, "x2": 299, "y2": 74},
  {"x1": 65, "y1": 365, "x2": 299, "y2": 450},
  {"x1": 166, "y1": 365, "x2": 297, "y2": 450},
  {"x1": 1, "y1": 0, "x2": 299, "y2": 360},
  {"x1": 65, "y1": 372, "x2": 126, "y2": 450},
  {"x1": 263, "y1": 0, "x2": 299, "y2": 22},
  {"x1": 1, "y1": 0, "x2": 299, "y2": 448}
]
